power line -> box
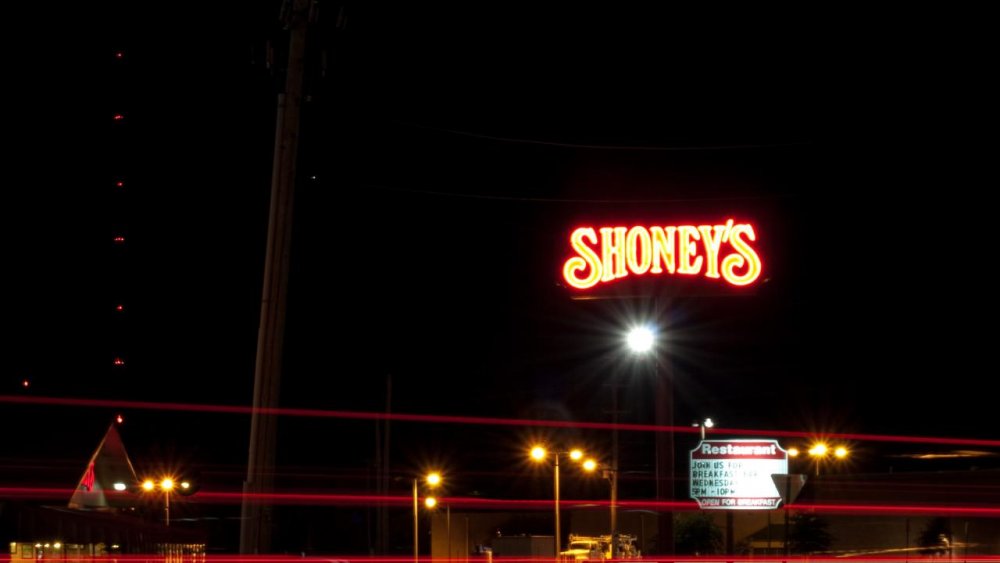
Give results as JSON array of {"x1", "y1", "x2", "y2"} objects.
[{"x1": 392, "y1": 119, "x2": 813, "y2": 152}]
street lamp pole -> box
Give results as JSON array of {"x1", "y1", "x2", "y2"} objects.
[
  {"x1": 629, "y1": 325, "x2": 672, "y2": 555},
  {"x1": 413, "y1": 472, "x2": 442, "y2": 563},
  {"x1": 532, "y1": 446, "x2": 587, "y2": 558},
  {"x1": 608, "y1": 467, "x2": 618, "y2": 557},
  {"x1": 554, "y1": 452, "x2": 561, "y2": 557},
  {"x1": 412, "y1": 478, "x2": 419, "y2": 563}
]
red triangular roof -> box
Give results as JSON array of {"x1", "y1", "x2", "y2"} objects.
[{"x1": 68, "y1": 423, "x2": 139, "y2": 510}]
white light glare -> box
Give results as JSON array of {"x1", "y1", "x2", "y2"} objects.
[{"x1": 626, "y1": 326, "x2": 655, "y2": 353}]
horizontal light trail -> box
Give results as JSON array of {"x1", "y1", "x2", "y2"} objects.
[
  {"x1": 3, "y1": 394, "x2": 1000, "y2": 448},
  {"x1": 6, "y1": 556, "x2": 1000, "y2": 563},
  {"x1": 4, "y1": 486, "x2": 1000, "y2": 517}
]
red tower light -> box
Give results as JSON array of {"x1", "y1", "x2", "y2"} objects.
[
  {"x1": 113, "y1": 114, "x2": 124, "y2": 121},
  {"x1": 113, "y1": 357, "x2": 125, "y2": 366},
  {"x1": 113, "y1": 236, "x2": 125, "y2": 244}
]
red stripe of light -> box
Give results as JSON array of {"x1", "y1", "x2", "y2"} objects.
[{"x1": 3, "y1": 394, "x2": 1000, "y2": 448}]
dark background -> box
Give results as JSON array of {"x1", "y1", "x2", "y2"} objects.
[{"x1": 4, "y1": 2, "x2": 997, "y2": 552}]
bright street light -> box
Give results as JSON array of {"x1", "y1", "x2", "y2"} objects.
[
  {"x1": 626, "y1": 326, "x2": 655, "y2": 353},
  {"x1": 140, "y1": 477, "x2": 182, "y2": 526},
  {"x1": 788, "y1": 442, "x2": 850, "y2": 476},
  {"x1": 529, "y1": 445, "x2": 591, "y2": 557},
  {"x1": 413, "y1": 472, "x2": 442, "y2": 563},
  {"x1": 694, "y1": 417, "x2": 715, "y2": 440}
]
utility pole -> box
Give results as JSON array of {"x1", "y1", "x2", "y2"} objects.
[
  {"x1": 240, "y1": 0, "x2": 311, "y2": 555},
  {"x1": 654, "y1": 359, "x2": 674, "y2": 555}
]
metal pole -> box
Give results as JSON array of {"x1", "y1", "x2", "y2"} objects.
[
  {"x1": 413, "y1": 479, "x2": 419, "y2": 563},
  {"x1": 610, "y1": 469, "x2": 618, "y2": 558},
  {"x1": 963, "y1": 520, "x2": 969, "y2": 563},
  {"x1": 554, "y1": 453, "x2": 561, "y2": 558},
  {"x1": 654, "y1": 356, "x2": 674, "y2": 555},
  {"x1": 905, "y1": 518, "x2": 909, "y2": 563},
  {"x1": 447, "y1": 505, "x2": 451, "y2": 562},
  {"x1": 611, "y1": 381, "x2": 619, "y2": 558},
  {"x1": 784, "y1": 477, "x2": 791, "y2": 557},
  {"x1": 241, "y1": 0, "x2": 310, "y2": 555},
  {"x1": 165, "y1": 490, "x2": 170, "y2": 527}
]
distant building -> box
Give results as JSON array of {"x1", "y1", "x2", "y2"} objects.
[{"x1": 1, "y1": 424, "x2": 206, "y2": 560}]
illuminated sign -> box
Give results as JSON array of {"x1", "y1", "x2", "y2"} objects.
[
  {"x1": 689, "y1": 439, "x2": 788, "y2": 510},
  {"x1": 561, "y1": 220, "x2": 761, "y2": 289}
]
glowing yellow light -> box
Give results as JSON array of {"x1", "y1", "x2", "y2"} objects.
[
  {"x1": 834, "y1": 447, "x2": 848, "y2": 459},
  {"x1": 650, "y1": 226, "x2": 677, "y2": 274},
  {"x1": 160, "y1": 478, "x2": 174, "y2": 491},
  {"x1": 788, "y1": 447, "x2": 799, "y2": 457},
  {"x1": 582, "y1": 459, "x2": 597, "y2": 472},
  {"x1": 599, "y1": 227, "x2": 628, "y2": 282},
  {"x1": 426, "y1": 472, "x2": 442, "y2": 487},
  {"x1": 180, "y1": 481, "x2": 190, "y2": 489},
  {"x1": 142, "y1": 480, "x2": 155, "y2": 491},
  {"x1": 530, "y1": 446, "x2": 547, "y2": 461},
  {"x1": 562, "y1": 221, "x2": 762, "y2": 290},
  {"x1": 720, "y1": 224, "x2": 761, "y2": 286},
  {"x1": 677, "y1": 226, "x2": 703, "y2": 275},
  {"x1": 625, "y1": 226, "x2": 652, "y2": 275},
  {"x1": 424, "y1": 497, "x2": 437, "y2": 509},
  {"x1": 808, "y1": 443, "x2": 828, "y2": 457},
  {"x1": 53, "y1": 543, "x2": 61, "y2": 549},
  {"x1": 569, "y1": 449, "x2": 584, "y2": 461},
  {"x1": 563, "y1": 228, "x2": 602, "y2": 289}
]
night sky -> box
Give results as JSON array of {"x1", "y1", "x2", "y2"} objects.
[{"x1": 5, "y1": 3, "x2": 998, "y2": 547}]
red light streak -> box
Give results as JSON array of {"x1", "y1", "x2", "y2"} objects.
[
  {"x1": 4, "y1": 558, "x2": 1000, "y2": 563},
  {"x1": 113, "y1": 114, "x2": 124, "y2": 121},
  {"x1": 6, "y1": 486, "x2": 996, "y2": 518},
  {"x1": 1, "y1": 394, "x2": 999, "y2": 448}
]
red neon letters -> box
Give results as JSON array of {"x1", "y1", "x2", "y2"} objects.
[{"x1": 562, "y1": 220, "x2": 761, "y2": 289}]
